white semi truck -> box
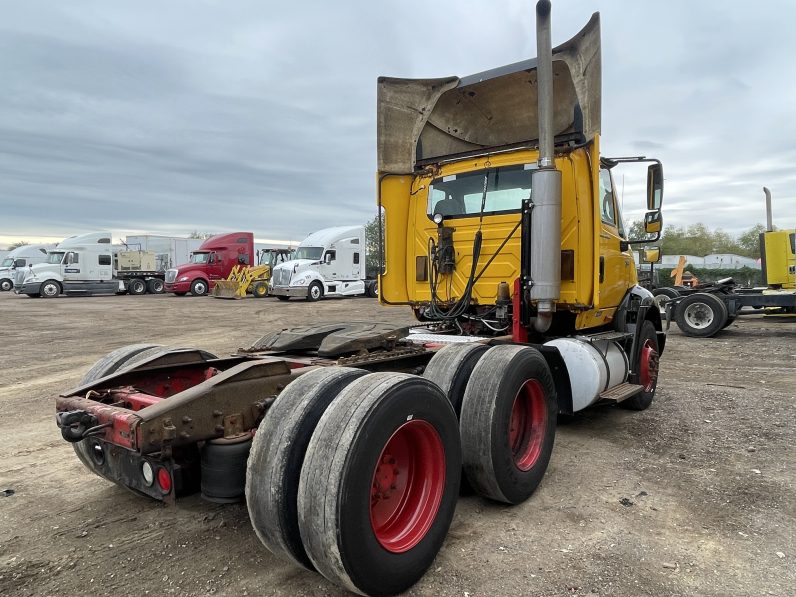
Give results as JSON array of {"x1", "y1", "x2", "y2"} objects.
[
  {"x1": 268, "y1": 225, "x2": 376, "y2": 301},
  {"x1": 0, "y1": 244, "x2": 57, "y2": 291},
  {"x1": 17, "y1": 232, "x2": 171, "y2": 297}
]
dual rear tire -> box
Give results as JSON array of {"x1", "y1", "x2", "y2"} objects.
[
  {"x1": 147, "y1": 278, "x2": 165, "y2": 294},
  {"x1": 128, "y1": 278, "x2": 147, "y2": 295},
  {"x1": 675, "y1": 292, "x2": 728, "y2": 337},
  {"x1": 458, "y1": 345, "x2": 557, "y2": 504},
  {"x1": 247, "y1": 369, "x2": 460, "y2": 596},
  {"x1": 246, "y1": 344, "x2": 558, "y2": 594}
]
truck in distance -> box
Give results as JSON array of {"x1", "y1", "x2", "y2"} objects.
[
  {"x1": 0, "y1": 243, "x2": 57, "y2": 291},
  {"x1": 268, "y1": 225, "x2": 377, "y2": 301},
  {"x1": 164, "y1": 232, "x2": 258, "y2": 297},
  {"x1": 54, "y1": 3, "x2": 666, "y2": 595},
  {"x1": 663, "y1": 187, "x2": 796, "y2": 336},
  {"x1": 17, "y1": 232, "x2": 172, "y2": 297}
]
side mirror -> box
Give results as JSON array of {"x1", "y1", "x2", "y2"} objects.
[
  {"x1": 324, "y1": 253, "x2": 333, "y2": 265},
  {"x1": 646, "y1": 163, "x2": 664, "y2": 210},
  {"x1": 641, "y1": 246, "x2": 661, "y2": 264},
  {"x1": 644, "y1": 210, "x2": 663, "y2": 235}
]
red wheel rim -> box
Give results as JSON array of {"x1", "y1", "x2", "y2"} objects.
[
  {"x1": 370, "y1": 420, "x2": 446, "y2": 553},
  {"x1": 639, "y1": 340, "x2": 659, "y2": 392},
  {"x1": 509, "y1": 379, "x2": 547, "y2": 471}
]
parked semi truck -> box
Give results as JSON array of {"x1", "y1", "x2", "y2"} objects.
[
  {"x1": 54, "y1": 4, "x2": 666, "y2": 595},
  {"x1": 0, "y1": 243, "x2": 57, "y2": 291},
  {"x1": 659, "y1": 187, "x2": 796, "y2": 336},
  {"x1": 17, "y1": 232, "x2": 177, "y2": 297},
  {"x1": 164, "y1": 232, "x2": 258, "y2": 296},
  {"x1": 269, "y1": 225, "x2": 377, "y2": 301}
]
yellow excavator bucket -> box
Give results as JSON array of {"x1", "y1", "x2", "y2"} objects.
[{"x1": 211, "y1": 264, "x2": 271, "y2": 299}]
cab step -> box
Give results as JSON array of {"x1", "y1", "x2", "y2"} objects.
[{"x1": 599, "y1": 382, "x2": 643, "y2": 403}]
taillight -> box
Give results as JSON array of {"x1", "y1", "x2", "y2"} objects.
[
  {"x1": 141, "y1": 462, "x2": 154, "y2": 486},
  {"x1": 157, "y1": 468, "x2": 172, "y2": 494}
]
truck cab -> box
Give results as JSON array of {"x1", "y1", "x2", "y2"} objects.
[
  {"x1": 377, "y1": 12, "x2": 664, "y2": 339},
  {"x1": 164, "y1": 232, "x2": 254, "y2": 296},
  {"x1": 17, "y1": 233, "x2": 122, "y2": 297},
  {"x1": 269, "y1": 226, "x2": 374, "y2": 301},
  {"x1": 760, "y1": 230, "x2": 796, "y2": 289},
  {"x1": 0, "y1": 244, "x2": 56, "y2": 291}
]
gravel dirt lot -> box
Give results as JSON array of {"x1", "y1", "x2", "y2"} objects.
[{"x1": 0, "y1": 291, "x2": 794, "y2": 596}]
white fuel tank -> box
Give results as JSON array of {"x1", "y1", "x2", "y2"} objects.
[{"x1": 544, "y1": 338, "x2": 629, "y2": 412}]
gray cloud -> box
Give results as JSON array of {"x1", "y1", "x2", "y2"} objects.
[{"x1": 1, "y1": 0, "x2": 795, "y2": 246}]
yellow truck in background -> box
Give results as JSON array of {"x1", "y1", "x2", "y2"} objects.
[{"x1": 661, "y1": 187, "x2": 795, "y2": 337}]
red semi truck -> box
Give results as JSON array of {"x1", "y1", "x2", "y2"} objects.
[{"x1": 164, "y1": 232, "x2": 255, "y2": 296}]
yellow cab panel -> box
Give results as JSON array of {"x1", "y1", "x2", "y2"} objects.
[{"x1": 380, "y1": 146, "x2": 604, "y2": 322}]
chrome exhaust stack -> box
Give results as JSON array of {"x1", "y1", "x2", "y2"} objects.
[
  {"x1": 529, "y1": 0, "x2": 562, "y2": 333},
  {"x1": 764, "y1": 186, "x2": 773, "y2": 232}
]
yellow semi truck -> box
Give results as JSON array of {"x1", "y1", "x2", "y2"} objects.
[
  {"x1": 667, "y1": 187, "x2": 796, "y2": 336},
  {"x1": 55, "y1": 3, "x2": 666, "y2": 595}
]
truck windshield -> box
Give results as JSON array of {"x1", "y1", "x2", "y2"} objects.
[
  {"x1": 294, "y1": 247, "x2": 323, "y2": 260},
  {"x1": 1, "y1": 258, "x2": 13, "y2": 267},
  {"x1": 427, "y1": 164, "x2": 534, "y2": 219},
  {"x1": 47, "y1": 252, "x2": 65, "y2": 264},
  {"x1": 190, "y1": 252, "x2": 210, "y2": 264}
]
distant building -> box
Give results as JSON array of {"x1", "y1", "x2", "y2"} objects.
[
  {"x1": 634, "y1": 253, "x2": 760, "y2": 270},
  {"x1": 660, "y1": 254, "x2": 705, "y2": 268},
  {"x1": 635, "y1": 252, "x2": 762, "y2": 286},
  {"x1": 702, "y1": 254, "x2": 760, "y2": 269}
]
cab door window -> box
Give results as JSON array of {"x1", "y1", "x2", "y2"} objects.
[{"x1": 598, "y1": 168, "x2": 617, "y2": 227}]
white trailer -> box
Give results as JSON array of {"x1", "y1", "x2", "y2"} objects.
[
  {"x1": 0, "y1": 244, "x2": 58, "y2": 291},
  {"x1": 124, "y1": 235, "x2": 203, "y2": 271},
  {"x1": 17, "y1": 232, "x2": 168, "y2": 297},
  {"x1": 269, "y1": 225, "x2": 376, "y2": 301}
]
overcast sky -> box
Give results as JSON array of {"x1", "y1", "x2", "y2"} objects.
[{"x1": 1, "y1": 0, "x2": 795, "y2": 248}]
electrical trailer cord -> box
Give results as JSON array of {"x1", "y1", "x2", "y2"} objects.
[{"x1": 426, "y1": 169, "x2": 525, "y2": 324}]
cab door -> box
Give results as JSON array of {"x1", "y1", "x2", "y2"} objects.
[
  {"x1": 98, "y1": 253, "x2": 113, "y2": 280},
  {"x1": 207, "y1": 251, "x2": 225, "y2": 281},
  {"x1": 63, "y1": 251, "x2": 81, "y2": 282},
  {"x1": 598, "y1": 168, "x2": 634, "y2": 308},
  {"x1": 349, "y1": 237, "x2": 362, "y2": 279},
  {"x1": 319, "y1": 248, "x2": 337, "y2": 280}
]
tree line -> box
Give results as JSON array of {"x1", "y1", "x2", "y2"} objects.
[{"x1": 627, "y1": 221, "x2": 767, "y2": 259}]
